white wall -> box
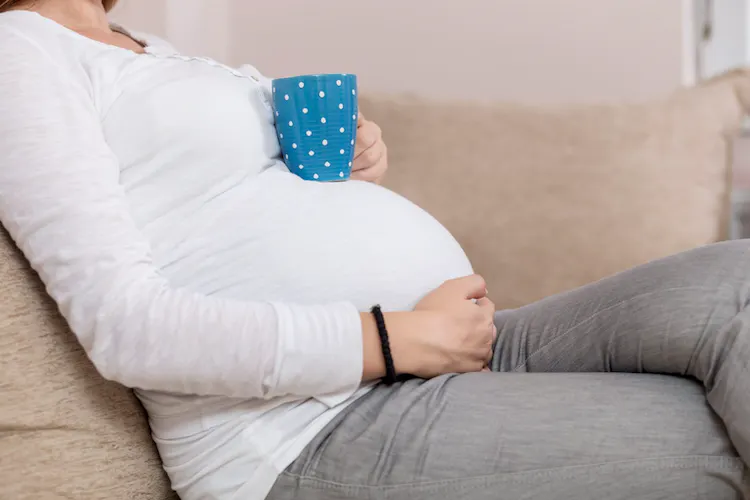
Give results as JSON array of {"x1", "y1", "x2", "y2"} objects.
[
  {"x1": 229, "y1": 0, "x2": 695, "y2": 104},
  {"x1": 112, "y1": 0, "x2": 700, "y2": 104},
  {"x1": 698, "y1": 0, "x2": 747, "y2": 79},
  {"x1": 110, "y1": 0, "x2": 230, "y2": 62},
  {"x1": 109, "y1": 0, "x2": 166, "y2": 38},
  {"x1": 164, "y1": 0, "x2": 230, "y2": 62}
]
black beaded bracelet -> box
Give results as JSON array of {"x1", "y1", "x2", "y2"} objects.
[{"x1": 371, "y1": 305, "x2": 398, "y2": 385}]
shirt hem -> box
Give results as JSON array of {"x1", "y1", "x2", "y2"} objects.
[{"x1": 231, "y1": 385, "x2": 374, "y2": 500}]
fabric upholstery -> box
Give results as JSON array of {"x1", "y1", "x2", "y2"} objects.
[
  {"x1": 364, "y1": 70, "x2": 750, "y2": 308},
  {"x1": 0, "y1": 229, "x2": 177, "y2": 499}
]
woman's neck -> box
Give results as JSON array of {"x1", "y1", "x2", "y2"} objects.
[
  {"x1": 21, "y1": 0, "x2": 144, "y2": 54},
  {"x1": 28, "y1": 0, "x2": 109, "y2": 33}
]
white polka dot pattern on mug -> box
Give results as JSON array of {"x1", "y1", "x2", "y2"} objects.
[{"x1": 274, "y1": 75, "x2": 358, "y2": 181}]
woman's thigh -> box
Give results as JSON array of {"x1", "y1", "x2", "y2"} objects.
[
  {"x1": 492, "y1": 239, "x2": 750, "y2": 376},
  {"x1": 491, "y1": 239, "x2": 750, "y2": 462},
  {"x1": 268, "y1": 373, "x2": 748, "y2": 500}
]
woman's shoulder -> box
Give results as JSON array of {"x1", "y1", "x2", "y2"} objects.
[
  {"x1": 0, "y1": 12, "x2": 98, "y2": 102},
  {"x1": 0, "y1": 11, "x2": 179, "y2": 58},
  {"x1": 0, "y1": 11, "x2": 76, "y2": 64},
  {"x1": 0, "y1": 10, "x2": 57, "y2": 42}
]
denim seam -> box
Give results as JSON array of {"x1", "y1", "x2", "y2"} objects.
[
  {"x1": 514, "y1": 285, "x2": 723, "y2": 373},
  {"x1": 280, "y1": 454, "x2": 745, "y2": 492}
]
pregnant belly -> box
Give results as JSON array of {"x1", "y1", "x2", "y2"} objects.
[{"x1": 154, "y1": 169, "x2": 474, "y2": 312}]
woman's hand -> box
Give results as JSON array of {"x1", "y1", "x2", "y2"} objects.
[
  {"x1": 407, "y1": 275, "x2": 497, "y2": 377},
  {"x1": 360, "y1": 275, "x2": 497, "y2": 382},
  {"x1": 351, "y1": 113, "x2": 388, "y2": 184}
]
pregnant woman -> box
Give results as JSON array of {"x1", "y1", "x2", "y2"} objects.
[{"x1": 0, "y1": 1, "x2": 748, "y2": 499}]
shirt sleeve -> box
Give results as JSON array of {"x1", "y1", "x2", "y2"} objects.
[{"x1": 0, "y1": 27, "x2": 364, "y2": 403}]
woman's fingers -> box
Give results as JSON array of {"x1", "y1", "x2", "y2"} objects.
[
  {"x1": 351, "y1": 116, "x2": 388, "y2": 184},
  {"x1": 350, "y1": 142, "x2": 387, "y2": 182},
  {"x1": 475, "y1": 296, "x2": 497, "y2": 367},
  {"x1": 447, "y1": 274, "x2": 487, "y2": 300},
  {"x1": 354, "y1": 117, "x2": 382, "y2": 157},
  {"x1": 476, "y1": 296, "x2": 494, "y2": 309},
  {"x1": 476, "y1": 297, "x2": 496, "y2": 324}
]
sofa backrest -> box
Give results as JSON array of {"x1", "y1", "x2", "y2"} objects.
[{"x1": 365, "y1": 70, "x2": 750, "y2": 308}]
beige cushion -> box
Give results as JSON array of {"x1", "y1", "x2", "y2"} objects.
[
  {"x1": 0, "y1": 229, "x2": 176, "y2": 500},
  {"x1": 363, "y1": 70, "x2": 750, "y2": 308}
]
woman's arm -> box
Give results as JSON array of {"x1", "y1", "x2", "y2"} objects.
[
  {"x1": 0, "y1": 26, "x2": 366, "y2": 402},
  {"x1": 351, "y1": 113, "x2": 388, "y2": 183}
]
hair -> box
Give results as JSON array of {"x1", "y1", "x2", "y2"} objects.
[{"x1": 0, "y1": 0, "x2": 119, "y2": 13}]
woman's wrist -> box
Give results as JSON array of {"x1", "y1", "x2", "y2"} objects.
[
  {"x1": 360, "y1": 311, "x2": 385, "y2": 381},
  {"x1": 360, "y1": 311, "x2": 431, "y2": 382}
]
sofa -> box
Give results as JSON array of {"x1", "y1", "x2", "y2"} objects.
[{"x1": 2, "y1": 69, "x2": 749, "y2": 499}]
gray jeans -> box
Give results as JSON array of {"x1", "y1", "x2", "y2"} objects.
[{"x1": 268, "y1": 240, "x2": 750, "y2": 499}]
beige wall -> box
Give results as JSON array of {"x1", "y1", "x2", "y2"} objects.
[
  {"x1": 112, "y1": 0, "x2": 695, "y2": 104},
  {"x1": 109, "y1": 0, "x2": 167, "y2": 38},
  {"x1": 110, "y1": 0, "x2": 231, "y2": 62},
  {"x1": 229, "y1": 0, "x2": 692, "y2": 104}
]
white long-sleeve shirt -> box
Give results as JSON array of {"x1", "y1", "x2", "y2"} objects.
[{"x1": 0, "y1": 11, "x2": 472, "y2": 500}]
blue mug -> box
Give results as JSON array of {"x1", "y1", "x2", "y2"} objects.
[{"x1": 272, "y1": 74, "x2": 358, "y2": 182}]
